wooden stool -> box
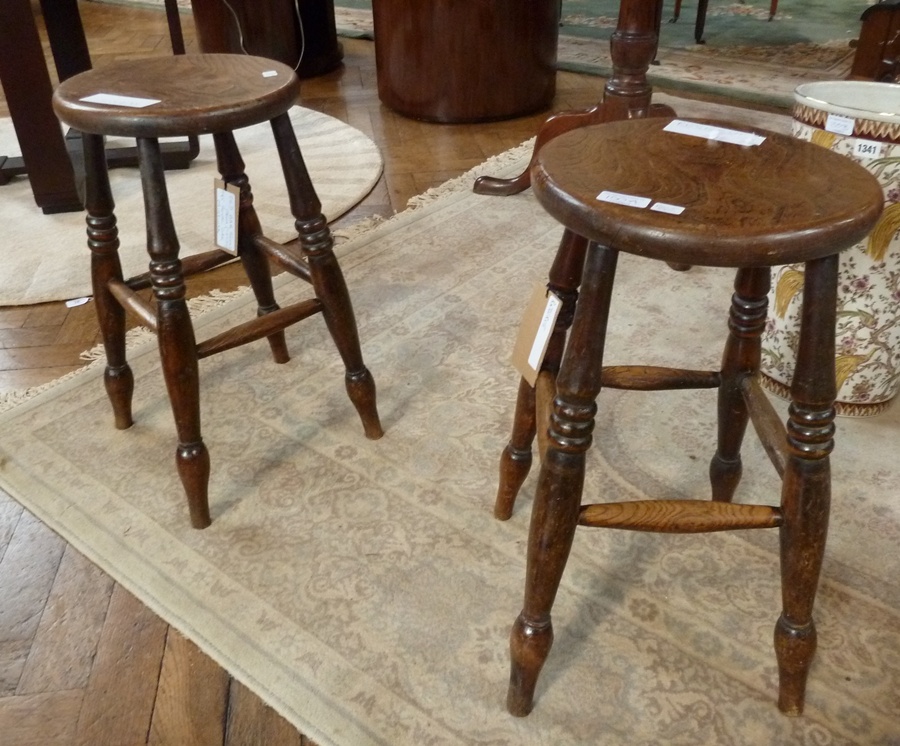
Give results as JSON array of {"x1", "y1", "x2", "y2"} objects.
[
  {"x1": 496, "y1": 117, "x2": 883, "y2": 717},
  {"x1": 52, "y1": 54, "x2": 383, "y2": 529}
]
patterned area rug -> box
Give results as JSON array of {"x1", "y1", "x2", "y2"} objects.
[
  {"x1": 89, "y1": 0, "x2": 860, "y2": 108},
  {"x1": 0, "y1": 107, "x2": 382, "y2": 305},
  {"x1": 1, "y1": 94, "x2": 897, "y2": 745}
]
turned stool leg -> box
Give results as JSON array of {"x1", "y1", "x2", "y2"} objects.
[
  {"x1": 508, "y1": 243, "x2": 618, "y2": 716},
  {"x1": 710, "y1": 267, "x2": 770, "y2": 502},
  {"x1": 775, "y1": 254, "x2": 837, "y2": 715},
  {"x1": 269, "y1": 113, "x2": 383, "y2": 440},
  {"x1": 496, "y1": 230, "x2": 588, "y2": 520},
  {"x1": 83, "y1": 133, "x2": 134, "y2": 430},
  {"x1": 137, "y1": 137, "x2": 211, "y2": 529},
  {"x1": 212, "y1": 131, "x2": 289, "y2": 364}
]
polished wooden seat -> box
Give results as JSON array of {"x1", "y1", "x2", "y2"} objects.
[
  {"x1": 496, "y1": 117, "x2": 883, "y2": 717},
  {"x1": 52, "y1": 54, "x2": 383, "y2": 529}
]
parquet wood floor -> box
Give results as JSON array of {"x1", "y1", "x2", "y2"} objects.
[{"x1": 0, "y1": 2, "x2": 754, "y2": 744}]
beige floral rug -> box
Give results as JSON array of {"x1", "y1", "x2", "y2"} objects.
[
  {"x1": 0, "y1": 95, "x2": 897, "y2": 745},
  {"x1": 0, "y1": 106, "x2": 382, "y2": 305}
]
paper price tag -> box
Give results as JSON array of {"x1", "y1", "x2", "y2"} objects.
[
  {"x1": 80, "y1": 92, "x2": 161, "y2": 108},
  {"x1": 214, "y1": 179, "x2": 241, "y2": 255},
  {"x1": 651, "y1": 202, "x2": 685, "y2": 215},
  {"x1": 825, "y1": 113, "x2": 855, "y2": 136},
  {"x1": 854, "y1": 139, "x2": 885, "y2": 160},
  {"x1": 598, "y1": 191, "x2": 652, "y2": 208},
  {"x1": 664, "y1": 119, "x2": 764, "y2": 146},
  {"x1": 511, "y1": 284, "x2": 563, "y2": 386}
]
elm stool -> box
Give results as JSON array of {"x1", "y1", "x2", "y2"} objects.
[
  {"x1": 496, "y1": 117, "x2": 883, "y2": 717},
  {"x1": 52, "y1": 54, "x2": 383, "y2": 529}
]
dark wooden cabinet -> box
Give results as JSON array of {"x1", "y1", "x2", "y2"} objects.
[{"x1": 849, "y1": 1, "x2": 900, "y2": 81}]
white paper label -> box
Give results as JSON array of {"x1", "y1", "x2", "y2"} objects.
[
  {"x1": 854, "y1": 139, "x2": 885, "y2": 159},
  {"x1": 80, "y1": 93, "x2": 161, "y2": 108},
  {"x1": 527, "y1": 293, "x2": 562, "y2": 370},
  {"x1": 215, "y1": 183, "x2": 239, "y2": 254},
  {"x1": 664, "y1": 119, "x2": 765, "y2": 146},
  {"x1": 598, "y1": 191, "x2": 652, "y2": 208},
  {"x1": 651, "y1": 202, "x2": 686, "y2": 215},
  {"x1": 262, "y1": 70, "x2": 278, "y2": 78},
  {"x1": 825, "y1": 113, "x2": 855, "y2": 136}
]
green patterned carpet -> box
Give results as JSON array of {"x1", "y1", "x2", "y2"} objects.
[{"x1": 331, "y1": 0, "x2": 862, "y2": 108}]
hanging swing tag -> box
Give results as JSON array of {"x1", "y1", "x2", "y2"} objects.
[
  {"x1": 511, "y1": 283, "x2": 562, "y2": 387},
  {"x1": 214, "y1": 179, "x2": 241, "y2": 255}
]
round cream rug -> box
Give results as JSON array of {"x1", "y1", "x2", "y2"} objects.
[{"x1": 0, "y1": 106, "x2": 382, "y2": 305}]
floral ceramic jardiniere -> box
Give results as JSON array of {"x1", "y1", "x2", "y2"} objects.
[{"x1": 762, "y1": 81, "x2": 900, "y2": 416}]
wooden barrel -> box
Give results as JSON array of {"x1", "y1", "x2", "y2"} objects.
[{"x1": 372, "y1": 0, "x2": 560, "y2": 123}]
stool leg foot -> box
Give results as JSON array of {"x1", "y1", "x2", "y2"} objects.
[
  {"x1": 507, "y1": 612, "x2": 553, "y2": 716},
  {"x1": 103, "y1": 365, "x2": 134, "y2": 430},
  {"x1": 711, "y1": 267, "x2": 770, "y2": 502},
  {"x1": 496, "y1": 378, "x2": 536, "y2": 520},
  {"x1": 83, "y1": 133, "x2": 134, "y2": 430},
  {"x1": 774, "y1": 615, "x2": 816, "y2": 716},
  {"x1": 212, "y1": 131, "x2": 289, "y2": 365},
  {"x1": 345, "y1": 367, "x2": 383, "y2": 440},
  {"x1": 177, "y1": 441, "x2": 211, "y2": 529}
]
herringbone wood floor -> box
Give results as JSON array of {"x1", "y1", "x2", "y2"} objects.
[{"x1": 0, "y1": 3, "x2": 758, "y2": 744}]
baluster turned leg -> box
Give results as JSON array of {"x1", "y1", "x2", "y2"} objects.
[
  {"x1": 269, "y1": 113, "x2": 383, "y2": 440},
  {"x1": 775, "y1": 254, "x2": 837, "y2": 715},
  {"x1": 710, "y1": 267, "x2": 770, "y2": 502},
  {"x1": 212, "y1": 131, "x2": 290, "y2": 364},
  {"x1": 496, "y1": 230, "x2": 588, "y2": 520},
  {"x1": 508, "y1": 243, "x2": 618, "y2": 716},
  {"x1": 496, "y1": 378, "x2": 537, "y2": 520},
  {"x1": 137, "y1": 137, "x2": 211, "y2": 529},
  {"x1": 83, "y1": 133, "x2": 134, "y2": 430}
]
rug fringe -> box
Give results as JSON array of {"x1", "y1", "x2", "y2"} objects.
[
  {"x1": 0, "y1": 287, "x2": 258, "y2": 414},
  {"x1": 405, "y1": 138, "x2": 535, "y2": 210},
  {"x1": 332, "y1": 139, "x2": 534, "y2": 246}
]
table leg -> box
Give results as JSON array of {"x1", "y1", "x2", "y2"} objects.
[{"x1": 0, "y1": 0, "x2": 82, "y2": 213}]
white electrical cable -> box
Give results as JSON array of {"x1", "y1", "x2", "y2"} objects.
[{"x1": 219, "y1": 0, "x2": 306, "y2": 72}]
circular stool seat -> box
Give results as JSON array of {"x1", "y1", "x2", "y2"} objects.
[
  {"x1": 50, "y1": 53, "x2": 382, "y2": 529},
  {"x1": 531, "y1": 118, "x2": 883, "y2": 267},
  {"x1": 496, "y1": 116, "x2": 883, "y2": 721},
  {"x1": 52, "y1": 54, "x2": 301, "y2": 138}
]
